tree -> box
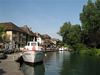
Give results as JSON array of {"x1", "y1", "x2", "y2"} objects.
[
  {"x1": 58, "y1": 22, "x2": 82, "y2": 50},
  {"x1": 80, "y1": 0, "x2": 100, "y2": 48},
  {"x1": 80, "y1": 0, "x2": 97, "y2": 33},
  {"x1": 95, "y1": 0, "x2": 100, "y2": 29},
  {"x1": 0, "y1": 26, "x2": 10, "y2": 43},
  {"x1": 58, "y1": 22, "x2": 71, "y2": 37},
  {"x1": 0, "y1": 26, "x2": 5, "y2": 42}
]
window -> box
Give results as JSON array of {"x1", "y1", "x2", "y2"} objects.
[
  {"x1": 27, "y1": 43, "x2": 30, "y2": 46},
  {"x1": 31, "y1": 43, "x2": 36, "y2": 46}
]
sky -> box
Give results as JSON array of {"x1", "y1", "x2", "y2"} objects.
[{"x1": 0, "y1": 0, "x2": 88, "y2": 40}]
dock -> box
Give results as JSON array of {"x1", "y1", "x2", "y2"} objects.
[{"x1": 0, "y1": 53, "x2": 24, "y2": 75}]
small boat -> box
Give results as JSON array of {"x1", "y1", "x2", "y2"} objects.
[
  {"x1": 59, "y1": 46, "x2": 68, "y2": 51},
  {"x1": 22, "y1": 41, "x2": 44, "y2": 63}
]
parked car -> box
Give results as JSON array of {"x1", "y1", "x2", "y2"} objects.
[
  {"x1": 0, "y1": 53, "x2": 7, "y2": 59},
  {"x1": 3, "y1": 48, "x2": 15, "y2": 54}
]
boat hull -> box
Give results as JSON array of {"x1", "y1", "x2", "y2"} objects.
[{"x1": 22, "y1": 51, "x2": 44, "y2": 63}]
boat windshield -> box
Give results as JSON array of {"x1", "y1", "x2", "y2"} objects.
[
  {"x1": 31, "y1": 43, "x2": 36, "y2": 46},
  {"x1": 27, "y1": 43, "x2": 30, "y2": 46}
]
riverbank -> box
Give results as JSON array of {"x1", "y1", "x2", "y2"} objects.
[
  {"x1": 75, "y1": 48, "x2": 100, "y2": 56},
  {"x1": 0, "y1": 53, "x2": 24, "y2": 75}
]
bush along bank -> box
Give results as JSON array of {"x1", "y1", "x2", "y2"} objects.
[
  {"x1": 77, "y1": 48, "x2": 100, "y2": 56},
  {"x1": 69, "y1": 44, "x2": 100, "y2": 56}
]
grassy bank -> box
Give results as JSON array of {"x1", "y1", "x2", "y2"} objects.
[
  {"x1": 79, "y1": 48, "x2": 100, "y2": 56},
  {"x1": 68, "y1": 43, "x2": 100, "y2": 56}
]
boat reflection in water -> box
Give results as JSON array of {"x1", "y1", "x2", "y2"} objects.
[{"x1": 21, "y1": 62, "x2": 45, "y2": 75}]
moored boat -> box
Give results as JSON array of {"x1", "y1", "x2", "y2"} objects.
[
  {"x1": 59, "y1": 46, "x2": 68, "y2": 51},
  {"x1": 22, "y1": 41, "x2": 44, "y2": 63}
]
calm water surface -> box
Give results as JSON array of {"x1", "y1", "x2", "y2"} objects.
[{"x1": 21, "y1": 51, "x2": 100, "y2": 75}]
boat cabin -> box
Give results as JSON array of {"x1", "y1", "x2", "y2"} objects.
[{"x1": 24, "y1": 41, "x2": 43, "y2": 51}]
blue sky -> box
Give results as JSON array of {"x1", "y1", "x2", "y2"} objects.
[{"x1": 0, "y1": 0, "x2": 88, "y2": 40}]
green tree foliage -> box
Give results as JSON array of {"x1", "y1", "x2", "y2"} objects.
[
  {"x1": 80, "y1": 0, "x2": 96, "y2": 33},
  {"x1": 80, "y1": 0, "x2": 100, "y2": 33},
  {"x1": 0, "y1": 25, "x2": 11, "y2": 43},
  {"x1": 58, "y1": 0, "x2": 100, "y2": 53},
  {"x1": 58, "y1": 22, "x2": 71, "y2": 37},
  {"x1": 95, "y1": 0, "x2": 100, "y2": 29},
  {"x1": 80, "y1": 0, "x2": 100, "y2": 48},
  {"x1": 58, "y1": 22, "x2": 82, "y2": 50},
  {"x1": 95, "y1": 0, "x2": 100, "y2": 10},
  {"x1": 0, "y1": 26, "x2": 5, "y2": 42}
]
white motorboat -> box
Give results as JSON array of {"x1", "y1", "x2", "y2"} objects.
[
  {"x1": 22, "y1": 41, "x2": 44, "y2": 63},
  {"x1": 59, "y1": 46, "x2": 68, "y2": 51}
]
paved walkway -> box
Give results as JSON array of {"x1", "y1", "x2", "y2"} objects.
[{"x1": 0, "y1": 53, "x2": 24, "y2": 75}]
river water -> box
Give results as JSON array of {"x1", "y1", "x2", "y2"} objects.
[{"x1": 21, "y1": 51, "x2": 100, "y2": 75}]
